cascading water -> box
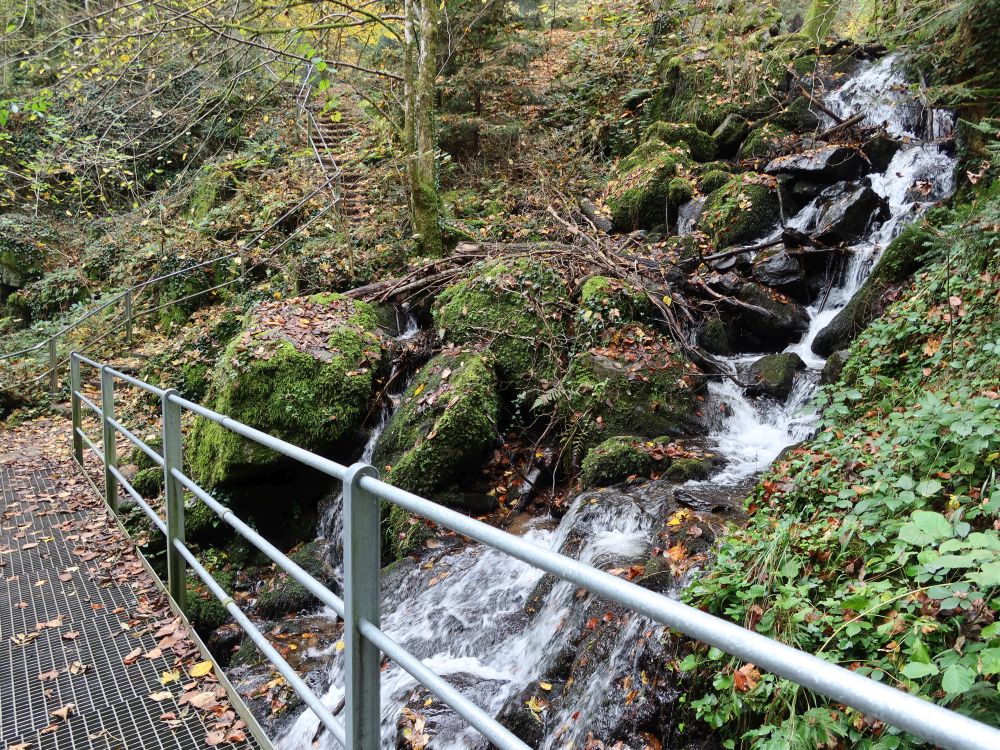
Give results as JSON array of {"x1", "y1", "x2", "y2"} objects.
[{"x1": 278, "y1": 55, "x2": 958, "y2": 749}]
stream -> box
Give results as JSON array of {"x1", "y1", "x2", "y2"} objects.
[{"x1": 277, "y1": 54, "x2": 957, "y2": 749}]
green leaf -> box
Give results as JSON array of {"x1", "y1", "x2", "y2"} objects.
[
  {"x1": 901, "y1": 662, "x2": 939, "y2": 679},
  {"x1": 916, "y1": 479, "x2": 944, "y2": 497},
  {"x1": 941, "y1": 664, "x2": 975, "y2": 696},
  {"x1": 969, "y1": 561, "x2": 1000, "y2": 587},
  {"x1": 980, "y1": 648, "x2": 1000, "y2": 676},
  {"x1": 899, "y1": 510, "x2": 952, "y2": 545}
]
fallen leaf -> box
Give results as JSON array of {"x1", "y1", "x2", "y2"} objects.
[
  {"x1": 148, "y1": 691, "x2": 173, "y2": 702},
  {"x1": 161, "y1": 670, "x2": 181, "y2": 685},
  {"x1": 190, "y1": 660, "x2": 214, "y2": 678},
  {"x1": 62, "y1": 630, "x2": 80, "y2": 640},
  {"x1": 205, "y1": 730, "x2": 226, "y2": 746},
  {"x1": 123, "y1": 647, "x2": 142, "y2": 664},
  {"x1": 144, "y1": 648, "x2": 162, "y2": 659},
  {"x1": 68, "y1": 661, "x2": 89, "y2": 675},
  {"x1": 50, "y1": 703, "x2": 75, "y2": 722},
  {"x1": 38, "y1": 670, "x2": 60, "y2": 682}
]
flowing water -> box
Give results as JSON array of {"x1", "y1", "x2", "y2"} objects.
[{"x1": 279, "y1": 55, "x2": 958, "y2": 749}]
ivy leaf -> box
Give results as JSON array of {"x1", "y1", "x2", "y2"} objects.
[
  {"x1": 941, "y1": 664, "x2": 976, "y2": 696},
  {"x1": 901, "y1": 662, "x2": 939, "y2": 679}
]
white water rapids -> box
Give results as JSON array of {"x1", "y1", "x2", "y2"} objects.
[{"x1": 278, "y1": 55, "x2": 957, "y2": 749}]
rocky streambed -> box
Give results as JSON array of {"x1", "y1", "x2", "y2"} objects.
[{"x1": 209, "y1": 51, "x2": 959, "y2": 749}]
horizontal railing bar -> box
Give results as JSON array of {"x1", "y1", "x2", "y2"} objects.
[
  {"x1": 108, "y1": 463, "x2": 167, "y2": 535},
  {"x1": 0, "y1": 294, "x2": 125, "y2": 362},
  {"x1": 76, "y1": 391, "x2": 102, "y2": 417},
  {"x1": 167, "y1": 393, "x2": 349, "y2": 482},
  {"x1": 171, "y1": 538, "x2": 346, "y2": 746},
  {"x1": 107, "y1": 416, "x2": 164, "y2": 468},
  {"x1": 106, "y1": 366, "x2": 167, "y2": 398},
  {"x1": 357, "y1": 619, "x2": 529, "y2": 750},
  {"x1": 77, "y1": 427, "x2": 104, "y2": 463},
  {"x1": 132, "y1": 253, "x2": 239, "y2": 293},
  {"x1": 74, "y1": 352, "x2": 104, "y2": 370},
  {"x1": 360, "y1": 476, "x2": 1000, "y2": 750},
  {"x1": 170, "y1": 467, "x2": 345, "y2": 617}
]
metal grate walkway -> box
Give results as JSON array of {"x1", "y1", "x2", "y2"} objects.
[{"x1": 1, "y1": 422, "x2": 261, "y2": 750}]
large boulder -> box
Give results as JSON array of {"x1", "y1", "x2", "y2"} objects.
[
  {"x1": 812, "y1": 220, "x2": 934, "y2": 355},
  {"x1": 813, "y1": 183, "x2": 888, "y2": 243},
  {"x1": 562, "y1": 325, "x2": 700, "y2": 466},
  {"x1": 746, "y1": 352, "x2": 805, "y2": 400},
  {"x1": 731, "y1": 282, "x2": 810, "y2": 352},
  {"x1": 373, "y1": 349, "x2": 500, "y2": 500},
  {"x1": 433, "y1": 258, "x2": 568, "y2": 389},
  {"x1": 188, "y1": 293, "x2": 386, "y2": 486},
  {"x1": 605, "y1": 142, "x2": 690, "y2": 230},
  {"x1": 765, "y1": 145, "x2": 867, "y2": 182},
  {"x1": 701, "y1": 173, "x2": 782, "y2": 249}
]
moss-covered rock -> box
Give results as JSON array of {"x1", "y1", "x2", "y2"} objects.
[
  {"x1": 812, "y1": 219, "x2": 937, "y2": 355},
  {"x1": 433, "y1": 258, "x2": 568, "y2": 388},
  {"x1": 580, "y1": 436, "x2": 675, "y2": 489},
  {"x1": 255, "y1": 542, "x2": 334, "y2": 618},
  {"x1": 746, "y1": 352, "x2": 805, "y2": 400},
  {"x1": 0, "y1": 214, "x2": 50, "y2": 289},
  {"x1": 188, "y1": 165, "x2": 233, "y2": 222},
  {"x1": 699, "y1": 315, "x2": 731, "y2": 355},
  {"x1": 606, "y1": 142, "x2": 690, "y2": 230},
  {"x1": 373, "y1": 350, "x2": 499, "y2": 499},
  {"x1": 732, "y1": 282, "x2": 810, "y2": 352},
  {"x1": 643, "y1": 121, "x2": 718, "y2": 162},
  {"x1": 701, "y1": 173, "x2": 781, "y2": 249},
  {"x1": 665, "y1": 456, "x2": 715, "y2": 481},
  {"x1": 699, "y1": 169, "x2": 732, "y2": 195},
  {"x1": 738, "y1": 123, "x2": 790, "y2": 160},
  {"x1": 188, "y1": 293, "x2": 385, "y2": 486},
  {"x1": 132, "y1": 467, "x2": 164, "y2": 499},
  {"x1": 563, "y1": 326, "x2": 699, "y2": 466},
  {"x1": 185, "y1": 567, "x2": 233, "y2": 633},
  {"x1": 383, "y1": 506, "x2": 433, "y2": 563},
  {"x1": 576, "y1": 276, "x2": 654, "y2": 343}
]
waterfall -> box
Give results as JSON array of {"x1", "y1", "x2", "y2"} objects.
[{"x1": 278, "y1": 55, "x2": 959, "y2": 749}]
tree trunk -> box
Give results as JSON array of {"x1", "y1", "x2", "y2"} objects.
[
  {"x1": 403, "y1": 0, "x2": 444, "y2": 257},
  {"x1": 802, "y1": 0, "x2": 840, "y2": 41}
]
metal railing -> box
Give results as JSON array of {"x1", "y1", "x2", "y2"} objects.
[{"x1": 67, "y1": 350, "x2": 1000, "y2": 750}]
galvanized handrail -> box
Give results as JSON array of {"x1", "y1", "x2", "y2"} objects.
[{"x1": 67, "y1": 350, "x2": 1000, "y2": 750}]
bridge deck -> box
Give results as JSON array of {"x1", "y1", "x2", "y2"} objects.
[{"x1": 0, "y1": 419, "x2": 259, "y2": 750}]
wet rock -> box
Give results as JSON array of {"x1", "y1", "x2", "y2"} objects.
[
  {"x1": 398, "y1": 678, "x2": 497, "y2": 750},
  {"x1": 814, "y1": 183, "x2": 888, "y2": 243},
  {"x1": 791, "y1": 179, "x2": 825, "y2": 202},
  {"x1": 863, "y1": 132, "x2": 903, "y2": 172},
  {"x1": 706, "y1": 271, "x2": 745, "y2": 297},
  {"x1": 208, "y1": 622, "x2": 244, "y2": 658},
  {"x1": 493, "y1": 680, "x2": 568, "y2": 748},
  {"x1": 752, "y1": 249, "x2": 806, "y2": 299},
  {"x1": 820, "y1": 349, "x2": 851, "y2": 384},
  {"x1": 580, "y1": 436, "x2": 657, "y2": 489},
  {"x1": 700, "y1": 173, "x2": 782, "y2": 249},
  {"x1": 765, "y1": 145, "x2": 867, "y2": 181},
  {"x1": 731, "y1": 282, "x2": 810, "y2": 352},
  {"x1": 746, "y1": 352, "x2": 806, "y2": 400}
]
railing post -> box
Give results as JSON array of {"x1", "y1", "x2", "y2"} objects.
[
  {"x1": 343, "y1": 462, "x2": 382, "y2": 750},
  {"x1": 161, "y1": 388, "x2": 187, "y2": 612},
  {"x1": 70, "y1": 353, "x2": 83, "y2": 465},
  {"x1": 100, "y1": 366, "x2": 118, "y2": 514},
  {"x1": 48, "y1": 337, "x2": 58, "y2": 399},
  {"x1": 124, "y1": 288, "x2": 134, "y2": 344}
]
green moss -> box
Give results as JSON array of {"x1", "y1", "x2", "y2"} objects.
[
  {"x1": 6, "y1": 268, "x2": 91, "y2": 323},
  {"x1": 373, "y1": 350, "x2": 499, "y2": 497},
  {"x1": 0, "y1": 215, "x2": 50, "y2": 289},
  {"x1": 563, "y1": 326, "x2": 698, "y2": 465},
  {"x1": 188, "y1": 166, "x2": 232, "y2": 221},
  {"x1": 132, "y1": 467, "x2": 164, "y2": 499},
  {"x1": 606, "y1": 143, "x2": 690, "y2": 230},
  {"x1": 255, "y1": 542, "x2": 331, "y2": 617},
  {"x1": 643, "y1": 122, "x2": 718, "y2": 162},
  {"x1": 738, "y1": 123, "x2": 790, "y2": 160},
  {"x1": 701, "y1": 174, "x2": 781, "y2": 249},
  {"x1": 384, "y1": 504, "x2": 431, "y2": 562},
  {"x1": 432, "y1": 259, "x2": 568, "y2": 388},
  {"x1": 580, "y1": 436, "x2": 661, "y2": 489},
  {"x1": 185, "y1": 500, "x2": 219, "y2": 539},
  {"x1": 576, "y1": 276, "x2": 654, "y2": 343},
  {"x1": 699, "y1": 315, "x2": 731, "y2": 355},
  {"x1": 668, "y1": 177, "x2": 695, "y2": 205},
  {"x1": 185, "y1": 567, "x2": 234, "y2": 633},
  {"x1": 700, "y1": 169, "x2": 731, "y2": 195},
  {"x1": 188, "y1": 294, "x2": 385, "y2": 486},
  {"x1": 665, "y1": 456, "x2": 714, "y2": 481}
]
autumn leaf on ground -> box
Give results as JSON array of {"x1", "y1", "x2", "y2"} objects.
[
  {"x1": 38, "y1": 669, "x2": 60, "y2": 682},
  {"x1": 148, "y1": 691, "x2": 173, "y2": 702},
  {"x1": 50, "y1": 703, "x2": 75, "y2": 722},
  {"x1": 734, "y1": 663, "x2": 761, "y2": 693},
  {"x1": 190, "y1": 660, "x2": 214, "y2": 678}
]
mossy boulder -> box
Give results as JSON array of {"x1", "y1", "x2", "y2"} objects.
[
  {"x1": 563, "y1": 326, "x2": 699, "y2": 466},
  {"x1": 433, "y1": 258, "x2": 568, "y2": 389},
  {"x1": 699, "y1": 315, "x2": 731, "y2": 355},
  {"x1": 738, "y1": 123, "x2": 790, "y2": 160},
  {"x1": 699, "y1": 169, "x2": 732, "y2": 195},
  {"x1": 746, "y1": 353, "x2": 805, "y2": 400},
  {"x1": 255, "y1": 542, "x2": 335, "y2": 618},
  {"x1": 132, "y1": 467, "x2": 164, "y2": 499},
  {"x1": 373, "y1": 350, "x2": 500, "y2": 499},
  {"x1": 580, "y1": 436, "x2": 677, "y2": 489},
  {"x1": 701, "y1": 174, "x2": 781, "y2": 249},
  {"x1": 606, "y1": 142, "x2": 690, "y2": 230},
  {"x1": 188, "y1": 293, "x2": 385, "y2": 486},
  {"x1": 576, "y1": 276, "x2": 654, "y2": 342},
  {"x1": 643, "y1": 122, "x2": 718, "y2": 162},
  {"x1": 185, "y1": 567, "x2": 234, "y2": 633},
  {"x1": 812, "y1": 220, "x2": 936, "y2": 356}
]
